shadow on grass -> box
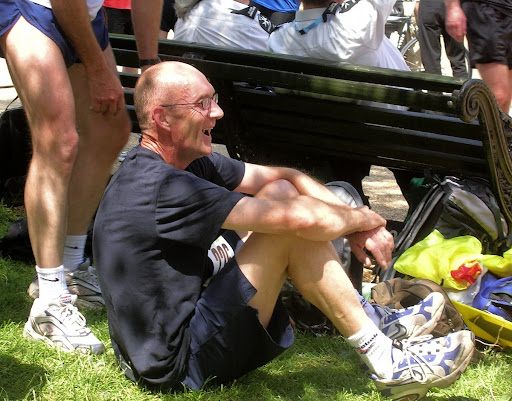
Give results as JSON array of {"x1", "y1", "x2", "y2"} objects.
[{"x1": 0, "y1": 354, "x2": 46, "y2": 400}]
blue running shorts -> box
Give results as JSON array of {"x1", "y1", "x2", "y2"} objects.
[
  {"x1": 182, "y1": 258, "x2": 294, "y2": 390},
  {"x1": 0, "y1": 0, "x2": 108, "y2": 68}
]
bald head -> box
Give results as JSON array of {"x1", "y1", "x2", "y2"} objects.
[{"x1": 134, "y1": 61, "x2": 207, "y2": 132}]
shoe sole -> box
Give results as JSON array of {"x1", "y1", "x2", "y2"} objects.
[{"x1": 377, "y1": 332, "x2": 475, "y2": 400}]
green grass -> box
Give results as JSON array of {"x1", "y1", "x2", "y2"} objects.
[{"x1": 0, "y1": 204, "x2": 511, "y2": 401}]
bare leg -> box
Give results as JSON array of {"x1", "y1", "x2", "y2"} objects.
[
  {"x1": 234, "y1": 179, "x2": 370, "y2": 336},
  {"x1": 477, "y1": 62, "x2": 512, "y2": 112},
  {"x1": 237, "y1": 232, "x2": 369, "y2": 337},
  {"x1": 1, "y1": 18, "x2": 77, "y2": 267},
  {"x1": 67, "y1": 45, "x2": 131, "y2": 235}
]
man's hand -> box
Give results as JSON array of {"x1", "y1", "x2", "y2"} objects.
[
  {"x1": 445, "y1": 0, "x2": 466, "y2": 42},
  {"x1": 88, "y1": 66, "x2": 125, "y2": 115},
  {"x1": 347, "y1": 226, "x2": 394, "y2": 269}
]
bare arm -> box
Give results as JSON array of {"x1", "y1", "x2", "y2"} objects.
[
  {"x1": 445, "y1": 0, "x2": 466, "y2": 42},
  {"x1": 233, "y1": 163, "x2": 394, "y2": 267},
  {"x1": 223, "y1": 194, "x2": 386, "y2": 242},
  {"x1": 50, "y1": 0, "x2": 124, "y2": 115},
  {"x1": 236, "y1": 163, "x2": 350, "y2": 206},
  {"x1": 131, "y1": 0, "x2": 163, "y2": 72}
]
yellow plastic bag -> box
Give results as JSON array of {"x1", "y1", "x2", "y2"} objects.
[
  {"x1": 482, "y1": 248, "x2": 512, "y2": 278},
  {"x1": 394, "y1": 230, "x2": 483, "y2": 290}
]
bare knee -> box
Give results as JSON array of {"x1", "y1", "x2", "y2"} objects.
[
  {"x1": 30, "y1": 122, "x2": 79, "y2": 177},
  {"x1": 494, "y1": 90, "x2": 512, "y2": 111},
  {"x1": 255, "y1": 179, "x2": 299, "y2": 200}
]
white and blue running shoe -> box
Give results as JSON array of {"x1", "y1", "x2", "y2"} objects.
[
  {"x1": 379, "y1": 293, "x2": 446, "y2": 341},
  {"x1": 374, "y1": 330, "x2": 475, "y2": 400}
]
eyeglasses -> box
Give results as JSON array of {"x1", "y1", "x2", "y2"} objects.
[{"x1": 161, "y1": 93, "x2": 218, "y2": 111}]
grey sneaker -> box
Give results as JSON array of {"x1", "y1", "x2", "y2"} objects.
[
  {"x1": 66, "y1": 259, "x2": 105, "y2": 310},
  {"x1": 379, "y1": 293, "x2": 445, "y2": 341},
  {"x1": 374, "y1": 330, "x2": 475, "y2": 400},
  {"x1": 27, "y1": 259, "x2": 105, "y2": 310},
  {"x1": 23, "y1": 294, "x2": 105, "y2": 355}
]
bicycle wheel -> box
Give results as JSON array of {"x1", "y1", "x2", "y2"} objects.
[{"x1": 401, "y1": 37, "x2": 423, "y2": 73}]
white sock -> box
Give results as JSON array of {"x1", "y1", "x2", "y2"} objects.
[
  {"x1": 346, "y1": 320, "x2": 394, "y2": 379},
  {"x1": 62, "y1": 235, "x2": 87, "y2": 272},
  {"x1": 36, "y1": 265, "x2": 69, "y2": 300}
]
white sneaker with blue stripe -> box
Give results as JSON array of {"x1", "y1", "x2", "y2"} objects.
[
  {"x1": 379, "y1": 292, "x2": 446, "y2": 341},
  {"x1": 374, "y1": 330, "x2": 475, "y2": 400}
]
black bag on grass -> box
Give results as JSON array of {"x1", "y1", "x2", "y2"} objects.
[
  {"x1": 0, "y1": 106, "x2": 31, "y2": 206},
  {"x1": 380, "y1": 175, "x2": 510, "y2": 281}
]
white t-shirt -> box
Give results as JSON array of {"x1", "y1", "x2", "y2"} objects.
[
  {"x1": 173, "y1": 0, "x2": 270, "y2": 51},
  {"x1": 267, "y1": 0, "x2": 408, "y2": 71},
  {"x1": 28, "y1": 0, "x2": 104, "y2": 20}
]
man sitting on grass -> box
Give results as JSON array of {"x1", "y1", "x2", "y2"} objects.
[{"x1": 93, "y1": 61, "x2": 475, "y2": 400}]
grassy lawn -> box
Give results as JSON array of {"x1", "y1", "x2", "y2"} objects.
[{"x1": 1, "y1": 203, "x2": 511, "y2": 401}]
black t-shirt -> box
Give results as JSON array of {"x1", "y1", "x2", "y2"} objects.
[{"x1": 93, "y1": 146, "x2": 245, "y2": 387}]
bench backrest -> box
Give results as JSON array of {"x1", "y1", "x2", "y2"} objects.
[{"x1": 110, "y1": 34, "x2": 512, "y2": 227}]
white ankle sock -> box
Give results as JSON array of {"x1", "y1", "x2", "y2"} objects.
[
  {"x1": 63, "y1": 235, "x2": 87, "y2": 272},
  {"x1": 36, "y1": 265, "x2": 69, "y2": 300},
  {"x1": 346, "y1": 320, "x2": 394, "y2": 379}
]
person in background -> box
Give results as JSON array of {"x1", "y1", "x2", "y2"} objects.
[
  {"x1": 173, "y1": 0, "x2": 272, "y2": 50},
  {"x1": 416, "y1": 0, "x2": 468, "y2": 78},
  {"x1": 104, "y1": 0, "x2": 139, "y2": 74},
  {"x1": 445, "y1": 0, "x2": 512, "y2": 112},
  {"x1": 159, "y1": 0, "x2": 178, "y2": 39},
  {"x1": 267, "y1": 0, "x2": 411, "y2": 211}
]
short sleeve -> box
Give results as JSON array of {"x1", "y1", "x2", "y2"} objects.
[{"x1": 155, "y1": 169, "x2": 244, "y2": 249}]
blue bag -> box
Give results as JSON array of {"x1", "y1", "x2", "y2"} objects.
[{"x1": 472, "y1": 273, "x2": 512, "y2": 322}]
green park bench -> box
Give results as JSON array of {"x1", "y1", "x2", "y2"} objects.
[{"x1": 111, "y1": 34, "x2": 512, "y2": 231}]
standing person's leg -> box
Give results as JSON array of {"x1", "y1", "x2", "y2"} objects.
[
  {"x1": 477, "y1": 63, "x2": 512, "y2": 112},
  {"x1": 61, "y1": 44, "x2": 130, "y2": 309},
  {"x1": 2, "y1": 17, "x2": 75, "y2": 271},
  {"x1": 67, "y1": 45, "x2": 130, "y2": 238},
  {"x1": 443, "y1": 33, "x2": 467, "y2": 78},
  {"x1": 463, "y1": 1, "x2": 512, "y2": 111},
  {"x1": 417, "y1": 0, "x2": 443, "y2": 75},
  {"x1": 0, "y1": 15, "x2": 106, "y2": 354}
]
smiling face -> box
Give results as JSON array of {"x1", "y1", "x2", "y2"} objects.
[
  {"x1": 165, "y1": 71, "x2": 224, "y2": 164},
  {"x1": 135, "y1": 62, "x2": 225, "y2": 168}
]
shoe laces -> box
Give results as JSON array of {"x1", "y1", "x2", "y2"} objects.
[
  {"x1": 393, "y1": 335, "x2": 443, "y2": 384},
  {"x1": 49, "y1": 299, "x2": 89, "y2": 333}
]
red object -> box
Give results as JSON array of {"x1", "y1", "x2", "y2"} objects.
[{"x1": 451, "y1": 260, "x2": 482, "y2": 285}]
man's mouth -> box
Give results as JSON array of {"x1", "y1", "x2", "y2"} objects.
[{"x1": 204, "y1": 129, "x2": 211, "y2": 137}]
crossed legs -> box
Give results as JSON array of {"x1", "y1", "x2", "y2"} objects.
[{"x1": 235, "y1": 179, "x2": 371, "y2": 337}]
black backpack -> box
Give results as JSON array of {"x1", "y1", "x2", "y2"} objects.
[
  {"x1": 0, "y1": 105, "x2": 31, "y2": 206},
  {"x1": 380, "y1": 175, "x2": 510, "y2": 281}
]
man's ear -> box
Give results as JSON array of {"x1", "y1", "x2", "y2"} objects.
[{"x1": 152, "y1": 106, "x2": 170, "y2": 129}]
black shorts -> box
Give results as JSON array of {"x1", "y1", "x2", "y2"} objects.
[
  {"x1": 160, "y1": 0, "x2": 177, "y2": 32},
  {"x1": 104, "y1": 7, "x2": 134, "y2": 35},
  {"x1": 463, "y1": 1, "x2": 512, "y2": 69},
  {"x1": 182, "y1": 258, "x2": 294, "y2": 390}
]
